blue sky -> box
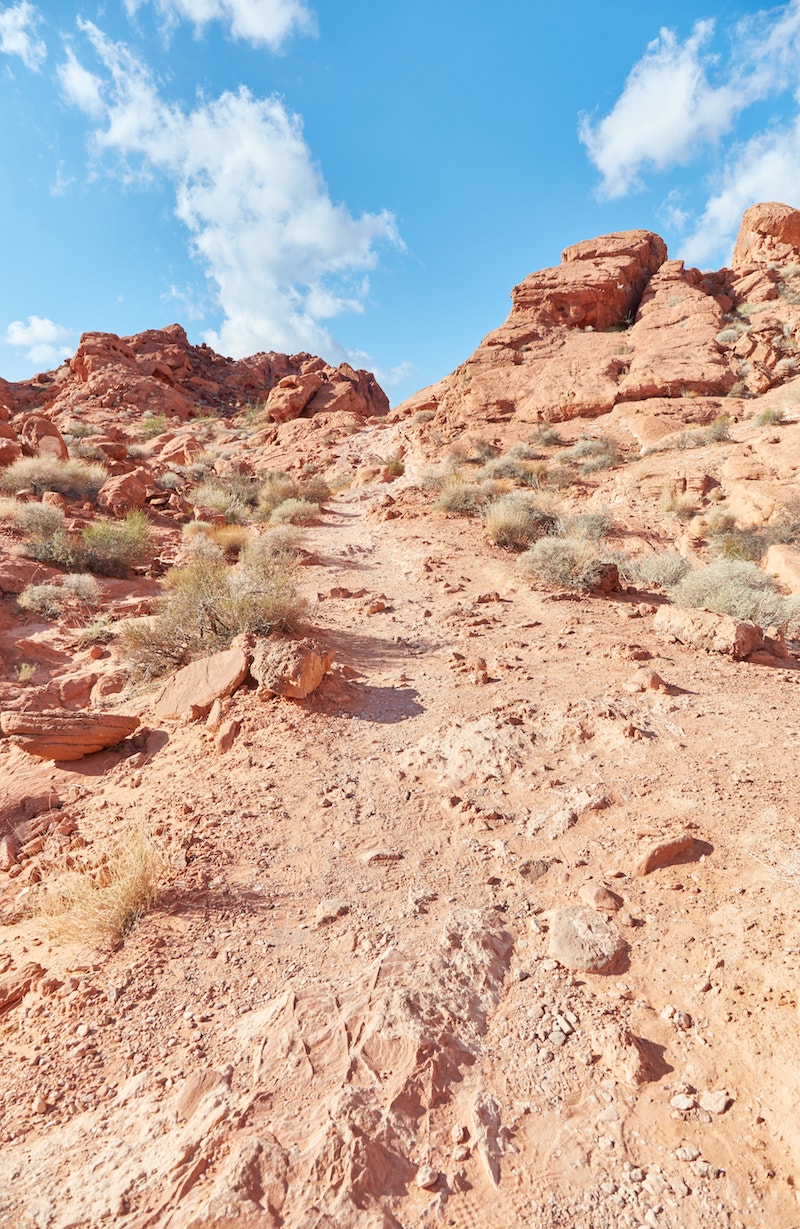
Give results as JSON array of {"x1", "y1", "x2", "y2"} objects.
[{"x1": 2, "y1": 1, "x2": 800, "y2": 402}]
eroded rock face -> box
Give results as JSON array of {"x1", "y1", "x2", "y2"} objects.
[
  {"x1": 1, "y1": 322, "x2": 389, "y2": 432},
  {"x1": 250, "y1": 637, "x2": 333, "y2": 699},
  {"x1": 392, "y1": 203, "x2": 800, "y2": 436},
  {"x1": 547, "y1": 906, "x2": 627, "y2": 973},
  {"x1": 653, "y1": 605, "x2": 765, "y2": 659}
]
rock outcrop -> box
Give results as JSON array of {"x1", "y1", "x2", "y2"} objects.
[{"x1": 394, "y1": 202, "x2": 800, "y2": 434}]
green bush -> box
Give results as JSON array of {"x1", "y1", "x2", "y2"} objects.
[
  {"x1": 671, "y1": 559, "x2": 800, "y2": 628},
  {"x1": 191, "y1": 473, "x2": 260, "y2": 524},
  {"x1": 755, "y1": 406, "x2": 786, "y2": 426},
  {"x1": 256, "y1": 471, "x2": 301, "y2": 517},
  {"x1": 79, "y1": 511, "x2": 154, "y2": 576},
  {"x1": 1, "y1": 458, "x2": 107, "y2": 501},
  {"x1": 16, "y1": 501, "x2": 66, "y2": 540},
  {"x1": 119, "y1": 543, "x2": 305, "y2": 680}
]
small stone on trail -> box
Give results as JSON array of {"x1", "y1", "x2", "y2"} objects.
[
  {"x1": 632, "y1": 833, "x2": 696, "y2": 877},
  {"x1": 415, "y1": 1165, "x2": 440, "y2": 1190},
  {"x1": 215, "y1": 718, "x2": 240, "y2": 753},
  {"x1": 547, "y1": 906, "x2": 627, "y2": 973},
  {"x1": 315, "y1": 898, "x2": 350, "y2": 926},
  {"x1": 699, "y1": 1090, "x2": 733, "y2": 1114},
  {"x1": 578, "y1": 882, "x2": 623, "y2": 913}
]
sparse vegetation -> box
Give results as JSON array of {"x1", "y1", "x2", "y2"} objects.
[
  {"x1": 80, "y1": 511, "x2": 154, "y2": 576},
  {"x1": 755, "y1": 406, "x2": 786, "y2": 426},
  {"x1": 413, "y1": 409, "x2": 436, "y2": 424},
  {"x1": 628, "y1": 550, "x2": 691, "y2": 589},
  {"x1": 138, "y1": 414, "x2": 170, "y2": 440},
  {"x1": 659, "y1": 487, "x2": 698, "y2": 520},
  {"x1": 270, "y1": 497, "x2": 319, "y2": 525},
  {"x1": 0, "y1": 457, "x2": 107, "y2": 501},
  {"x1": 485, "y1": 495, "x2": 557, "y2": 550},
  {"x1": 31, "y1": 823, "x2": 165, "y2": 945},
  {"x1": 435, "y1": 477, "x2": 491, "y2": 516},
  {"x1": 18, "y1": 573, "x2": 101, "y2": 620},
  {"x1": 119, "y1": 538, "x2": 305, "y2": 680},
  {"x1": 519, "y1": 535, "x2": 613, "y2": 590},
  {"x1": 557, "y1": 437, "x2": 621, "y2": 474},
  {"x1": 671, "y1": 559, "x2": 800, "y2": 628}
]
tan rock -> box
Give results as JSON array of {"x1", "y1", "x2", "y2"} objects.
[
  {"x1": 0, "y1": 711, "x2": 139, "y2": 761},
  {"x1": 632, "y1": 834, "x2": 696, "y2": 877},
  {"x1": 250, "y1": 637, "x2": 333, "y2": 699},
  {"x1": 265, "y1": 372, "x2": 326, "y2": 423},
  {"x1": 732, "y1": 202, "x2": 800, "y2": 270},
  {"x1": 215, "y1": 718, "x2": 240, "y2": 753},
  {"x1": 153, "y1": 647, "x2": 249, "y2": 720},
  {"x1": 764, "y1": 544, "x2": 800, "y2": 592},
  {"x1": 578, "y1": 882, "x2": 623, "y2": 913},
  {"x1": 18, "y1": 415, "x2": 68, "y2": 460},
  {"x1": 653, "y1": 604, "x2": 764, "y2": 658},
  {"x1": 0, "y1": 963, "x2": 44, "y2": 1013},
  {"x1": 97, "y1": 471, "x2": 148, "y2": 516},
  {"x1": 547, "y1": 906, "x2": 627, "y2": 973}
]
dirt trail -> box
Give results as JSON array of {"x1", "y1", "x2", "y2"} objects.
[{"x1": 2, "y1": 437, "x2": 800, "y2": 1228}]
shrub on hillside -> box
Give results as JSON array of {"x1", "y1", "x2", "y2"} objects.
[
  {"x1": 18, "y1": 573, "x2": 101, "y2": 620},
  {"x1": 671, "y1": 559, "x2": 800, "y2": 628},
  {"x1": 0, "y1": 457, "x2": 107, "y2": 500},
  {"x1": 485, "y1": 495, "x2": 557, "y2": 550},
  {"x1": 629, "y1": 550, "x2": 691, "y2": 589},
  {"x1": 519, "y1": 536, "x2": 612, "y2": 590},
  {"x1": 80, "y1": 511, "x2": 154, "y2": 576},
  {"x1": 270, "y1": 497, "x2": 318, "y2": 525},
  {"x1": 119, "y1": 541, "x2": 305, "y2": 679},
  {"x1": 436, "y1": 477, "x2": 490, "y2": 516}
]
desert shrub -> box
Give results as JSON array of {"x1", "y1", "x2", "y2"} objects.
[
  {"x1": 533, "y1": 422, "x2": 563, "y2": 446},
  {"x1": 672, "y1": 559, "x2": 800, "y2": 627},
  {"x1": 257, "y1": 471, "x2": 301, "y2": 516},
  {"x1": 191, "y1": 473, "x2": 259, "y2": 524},
  {"x1": 467, "y1": 435, "x2": 501, "y2": 462},
  {"x1": 485, "y1": 495, "x2": 557, "y2": 550},
  {"x1": 558, "y1": 510, "x2": 612, "y2": 540},
  {"x1": 270, "y1": 497, "x2": 319, "y2": 525},
  {"x1": 481, "y1": 454, "x2": 543, "y2": 486},
  {"x1": 16, "y1": 501, "x2": 66, "y2": 539},
  {"x1": 755, "y1": 406, "x2": 786, "y2": 426},
  {"x1": 629, "y1": 550, "x2": 691, "y2": 589},
  {"x1": 711, "y1": 528, "x2": 776, "y2": 562},
  {"x1": 0, "y1": 496, "x2": 21, "y2": 522},
  {"x1": 138, "y1": 414, "x2": 170, "y2": 439},
  {"x1": 707, "y1": 414, "x2": 731, "y2": 442},
  {"x1": 119, "y1": 544, "x2": 305, "y2": 680},
  {"x1": 703, "y1": 507, "x2": 736, "y2": 536},
  {"x1": 436, "y1": 477, "x2": 490, "y2": 516},
  {"x1": 557, "y1": 437, "x2": 621, "y2": 474},
  {"x1": 31, "y1": 823, "x2": 164, "y2": 944},
  {"x1": 542, "y1": 463, "x2": 579, "y2": 489},
  {"x1": 519, "y1": 536, "x2": 611, "y2": 590},
  {"x1": 384, "y1": 454, "x2": 405, "y2": 477},
  {"x1": 716, "y1": 325, "x2": 748, "y2": 344},
  {"x1": 659, "y1": 487, "x2": 698, "y2": 520},
  {"x1": 413, "y1": 409, "x2": 435, "y2": 424},
  {"x1": 18, "y1": 573, "x2": 101, "y2": 619},
  {"x1": 299, "y1": 475, "x2": 331, "y2": 506},
  {"x1": 0, "y1": 457, "x2": 107, "y2": 500},
  {"x1": 80, "y1": 511, "x2": 154, "y2": 576}
]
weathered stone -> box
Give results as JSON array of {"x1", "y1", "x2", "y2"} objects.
[
  {"x1": 0, "y1": 832, "x2": 19, "y2": 871},
  {"x1": 699, "y1": 1090, "x2": 733, "y2": 1114},
  {"x1": 547, "y1": 906, "x2": 627, "y2": 973},
  {"x1": 18, "y1": 415, "x2": 68, "y2": 460},
  {"x1": 97, "y1": 471, "x2": 148, "y2": 516},
  {"x1": 764, "y1": 544, "x2": 800, "y2": 593},
  {"x1": 653, "y1": 604, "x2": 764, "y2": 658},
  {"x1": 0, "y1": 711, "x2": 139, "y2": 761},
  {"x1": 578, "y1": 882, "x2": 623, "y2": 913},
  {"x1": 632, "y1": 834, "x2": 696, "y2": 877},
  {"x1": 153, "y1": 647, "x2": 249, "y2": 720},
  {"x1": 215, "y1": 718, "x2": 240, "y2": 753},
  {"x1": 315, "y1": 898, "x2": 350, "y2": 926},
  {"x1": 250, "y1": 637, "x2": 332, "y2": 700},
  {"x1": 732, "y1": 201, "x2": 800, "y2": 270},
  {"x1": 0, "y1": 962, "x2": 45, "y2": 1013}
]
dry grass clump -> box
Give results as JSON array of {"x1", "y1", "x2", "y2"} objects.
[
  {"x1": 32, "y1": 824, "x2": 165, "y2": 945},
  {"x1": 519, "y1": 536, "x2": 612, "y2": 590},
  {"x1": 485, "y1": 495, "x2": 557, "y2": 550},
  {"x1": 0, "y1": 457, "x2": 107, "y2": 500},
  {"x1": 191, "y1": 473, "x2": 259, "y2": 524},
  {"x1": 270, "y1": 497, "x2": 319, "y2": 525},
  {"x1": 556, "y1": 437, "x2": 621, "y2": 474},
  {"x1": 80, "y1": 511, "x2": 154, "y2": 576},
  {"x1": 119, "y1": 538, "x2": 305, "y2": 679},
  {"x1": 671, "y1": 559, "x2": 800, "y2": 628},
  {"x1": 436, "y1": 476, "x2": 493, "y2": 516},
  {"x1": 629, "y1": 550, "x2": 691, "y2": 589},
  {"x1": 755, "y1": 406, "x2": 786, "y2": 426},
  {"x1": 481, "y1": 453, "x2": 545, "y2": 486},
  {"x1": 18, "y1": 573, "x2": 101, "y2": 620},
  {"x1": 659, "y1": 487, "x2": 698, "y2": 520}
]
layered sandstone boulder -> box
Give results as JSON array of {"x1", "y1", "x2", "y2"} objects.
[{"x1": 0, "y1": 711, "x2": 139, "y2": 760}]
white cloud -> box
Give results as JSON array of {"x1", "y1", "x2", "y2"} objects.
[
  {"x1": 579, "y1": 21, "x2": 741, "y2": 199},
  {"x1": 125, "y1": 0, "x2": 315, "y2": 51},
  {"x1": 680, "y1": 118, "x2": 800, "y2": 266},
  {"x1": 66, "y1": 22, "x2": 400, "y2": 361},
  {"x1": 3, "y1": 315, "x2": 72, "y2": 366},
  {"x1": 57, "y1": 46, "x2": 104, "y2": 117},
  {"x1": 0, "y1": 1, "x2": 46, "y2": 70},
  {"x1": 580, "y1": 3, "x2": 800, "y2": 200}
]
